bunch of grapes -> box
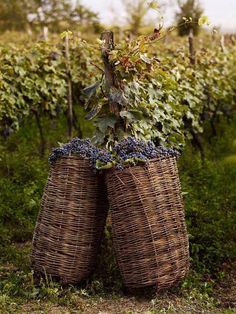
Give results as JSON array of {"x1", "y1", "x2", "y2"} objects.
[
  {"x1": 49, "y1": 138, "x2": 100, "y2": 167},
  {"x1": 96, "y1": 149, "x2": 115, "y2": 165},
  {"x1": 49, "y1": 137, "x2": 180, "y2": 171},
  {"x1": 113, "y1": 137, "x2": 180, "y2": 169}
]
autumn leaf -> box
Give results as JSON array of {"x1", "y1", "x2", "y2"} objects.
[
  {"x1": 198, "y1": 15, "x2": 210, "y2": 26},
  {"x1": 148, "y1": 1, "x2": 160, "y2": 10}
]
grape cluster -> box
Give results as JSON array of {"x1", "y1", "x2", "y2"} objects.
[
  {"x1": 96, "y1": 149, "x2": 114, "y2": 165},
  {"x1": 113, "y1": 137, "x2": 180, "y2": 169},
  {"x1": 49, "y1": 138, "x2": 100, "y2": 166},
  {"x1": 49, "y1": 137, "x2": 180, "y2": 171}
]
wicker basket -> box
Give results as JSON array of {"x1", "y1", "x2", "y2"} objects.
[
  {"x1": 105, "y1": 156, "x2": 189, "y2": 289},
  {"x1": 31, "y1": 156, "x2": 108, "y2": 284}
]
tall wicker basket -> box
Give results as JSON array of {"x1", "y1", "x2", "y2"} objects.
[
  {"x1": 31, "y1": 156, "x2": 107, "y2": 284},
  {"x1": 105, "y1": 156, "x2": 189, "y2": 289}
]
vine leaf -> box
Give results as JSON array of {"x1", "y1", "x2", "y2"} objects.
[
  {"x1": 82, "y1": 81, "x2": 101, "y2": 108},
  {"x1": 198, "y1": 15, "x2": 210, "y2": 26},
  {"x1": 140, "y1": 54, "x2": 152, "y2": 64},
  {"x1": 109, "y1": 87, "x2": 128, "y2": 106},
  {"x1": 120, "y1": 110, "x2": 136, "y2": 121},
  {"x1": 85, "y1": 103, "x2": 103, "y2": 120},
  {"x1": 97, "y1": 115, "x2": 117, "y2": 133},
  {"x1": 96, "y1": 160, "x2": 114, "y2": 170},
  {"x1": 120, "y1": 110, "x2": 143, "y2": 122}
]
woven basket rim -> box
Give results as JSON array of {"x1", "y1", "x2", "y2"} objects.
[
  {"x1": 51, "y1": 155, "x2": 91, "y2": 166},
  {"x1": 106, "y1": 155, "x2": 176, "y2": 174},
  {"x1": 54, "y1": 154, "x2": 88, "y2": 160}
]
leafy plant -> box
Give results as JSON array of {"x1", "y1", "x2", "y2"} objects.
[
  {"x1": 82, "y1": 30, "x2": 236, "y2": 150},
  {"x1": 176, "y1": 0, "x2": 204, "y2": 36}
]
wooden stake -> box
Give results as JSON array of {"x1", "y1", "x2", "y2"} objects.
[
  {"x1": 220, "y1": 35, "x2": 225, "y2": 52},
  {"x1": 34, "y1": 111, "x2": 46, "y2": 157},
  {"x1": 188, "y1": 28, "x2": 195, "y2": 65},
  {"x1": 100, "y1": 30, "x2": 119, "y2": 116},
  {"x1": 65, "y1": 33, "x2": 73, "y2": 139},
  {"x1": 43, "y1": 26, "x2": 48, "y2": 41}
]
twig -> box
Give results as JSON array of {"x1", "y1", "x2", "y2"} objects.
[{"x1": 90, "y1": 61, "x2": 104, "y2": 72}]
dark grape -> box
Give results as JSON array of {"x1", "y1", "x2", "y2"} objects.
[
  {"x1": 49, "y1": 138, "x2": 95, "y2": 166},
  {"x1": 113, "y1": 136, "x2": 180, "y2": 169},
  {"x1": 48, "y1": 136, "x2": 180, "y2": 171}
]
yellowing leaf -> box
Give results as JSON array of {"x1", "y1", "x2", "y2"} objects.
[
  {"x1": 96, "y1": 38, "x2": 105, "y2": 45},
  {"x1": 198, "y1": 15, "x2": 210, "y2": 26},
  {"x1": 60, "y1": 30, "x2": 72, "y2": 39},
  {"x1": 148, "y1": 1, "x2": 159, "y2": 10}
]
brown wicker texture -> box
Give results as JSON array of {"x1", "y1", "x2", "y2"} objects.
[
  {"x1": 105, "y1": 156, "x2": 189, "y2": 289},
  {"x1": 31, "y1": 156, "x2": 107, "y2": 284}
]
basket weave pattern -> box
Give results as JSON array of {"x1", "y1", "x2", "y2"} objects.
[
  {"x1": 31, "y1": 156, "x2": 107, "y2": 284},
  {"x1": 105, "y1": 157, "x2": 189, "y2": 289}
]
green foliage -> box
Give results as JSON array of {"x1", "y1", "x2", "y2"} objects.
[
  {"x1": 1, "y1": 32, "x2": 235, "y2": 149},
  {"x1": 84, "y1": 33, "x2": 236, "y2": 148},
  {"x1": 0, "y1": 0, "x2": 100, "y2": 34},
  {"x1": 0, "y1": 42, "x2": 66, "y2": 132},
  {"x1": 179, "y1": 119, "x2": 236, "y2": 272},
  {"x1": 0, "y1": 35, "x2": 99, "y2": 136},
  {"x1": 29, "y1": 0, "x2": 101, "y2": 33},
  {"x1": 0, "y1": 0, "x2": 29, "y2": 32},
  {"x1": 176, "y1": 0, "x2": 204, "y2": 36},
  {"x1": 0, "y1": 139, "x2": 48, "y2": 244}
]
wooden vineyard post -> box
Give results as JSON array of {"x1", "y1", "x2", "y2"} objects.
[
  {"x1": 220, "y1": 35, "x2": 225, "y2": 52},
  {"x1": 43, "y1": 26, "x2": 48, "y2": 41},
  {"x1": 100, "y1": 30, "x2": 119, "y2": 116},
  {"x1": 65, "y1": 32, "x2": 73, "y2": 139},
  {"x1": 188, "y1": 28, "x2": 205, "y2": 157},
  {"x1": 188, "y1": 28, "x2": 195, "y2": 65},
  {"x1": 34, "y1": 111, "x2": 46, "y2": 157}
]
